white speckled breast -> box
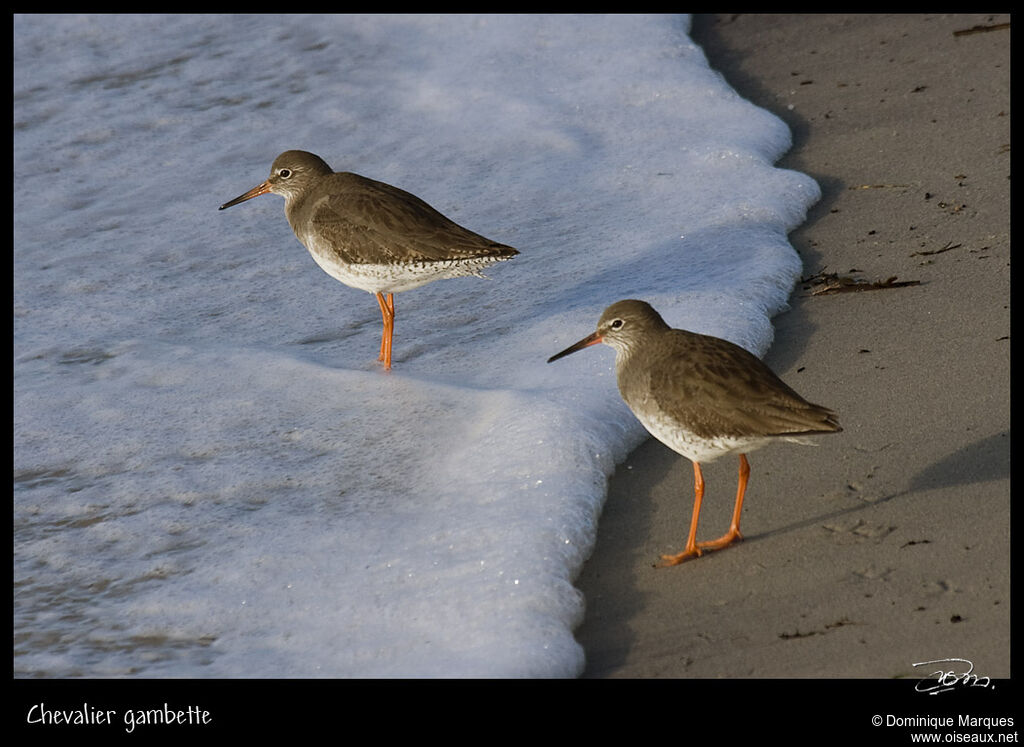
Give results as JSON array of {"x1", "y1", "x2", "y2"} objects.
[
  {"x1": 635, "y1": 407, "x2": 773, "y2": 464},
  {"x1": 302, "y1": 233, "x2": 504, "y2": 295}
]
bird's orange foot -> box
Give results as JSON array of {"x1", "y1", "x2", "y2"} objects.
[
  {"x1": 697, "y1": 529, "x2": 743, "y2": 552},
  {"x1": 656, "y1": 547, "x2": 703, "y2": 567}
]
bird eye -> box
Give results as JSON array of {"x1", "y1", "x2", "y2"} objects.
[
  {"x1": 278, "y1": 168, "x2": 292, "y2": 178},
  {"x1": 610, "y1": 318, "x2": 624, "y2": 330}
]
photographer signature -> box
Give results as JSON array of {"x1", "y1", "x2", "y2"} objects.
[{"x1": 913, "y1": 658, "x2": 993, "y2": 694}]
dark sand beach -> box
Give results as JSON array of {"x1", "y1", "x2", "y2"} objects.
[{"x1": 574, "y1": 13, "x2": 1010, "y2": 681}]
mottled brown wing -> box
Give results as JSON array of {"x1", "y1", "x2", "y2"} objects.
[
  {"x1": 307, "y1": 173, "x2": 518, "y2": 265},
  {"x1": 647, "y1": 331, "x2": 840, "y2": 439}
]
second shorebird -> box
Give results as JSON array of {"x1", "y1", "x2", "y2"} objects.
[
  {"x1": 548, "y1": 299, "x2": 841, "y2": 566},
  {"x1": 220, "y1": 150, "x2": 518, "y2": 369}
]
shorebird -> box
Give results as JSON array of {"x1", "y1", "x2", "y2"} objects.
[
  {"x1": 220, "y1": 150, "x2": 518, "y2": 369},
  {"x1": 548, "y1": 299, "x2": 841, "y2": 566}
]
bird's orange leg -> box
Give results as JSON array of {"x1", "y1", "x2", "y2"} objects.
[
  {"x1": 658, "y1": 461, "x2": 706, "y2": 566},
  {"x1": 698, "y1": 453, "x2": 748, "y2": 551},
  {"x1": 375, "y1": 292, "x2": 395, "y2": 369}
]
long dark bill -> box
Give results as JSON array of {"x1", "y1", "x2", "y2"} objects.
[
  {"x1": 219, "y1": 180, "x2": 272, "y2": 210},
  {"x1": 547, "y1": 331, "x2": 603, "y2": 363}
]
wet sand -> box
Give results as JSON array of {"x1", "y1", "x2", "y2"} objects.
[{"x1": 574, "y1": 13, "x2": 1010, "y2": 680}]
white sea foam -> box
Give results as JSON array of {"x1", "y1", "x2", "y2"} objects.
[{"x1": 14, "y1": 14, "x2": 818, "y2": 677}]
